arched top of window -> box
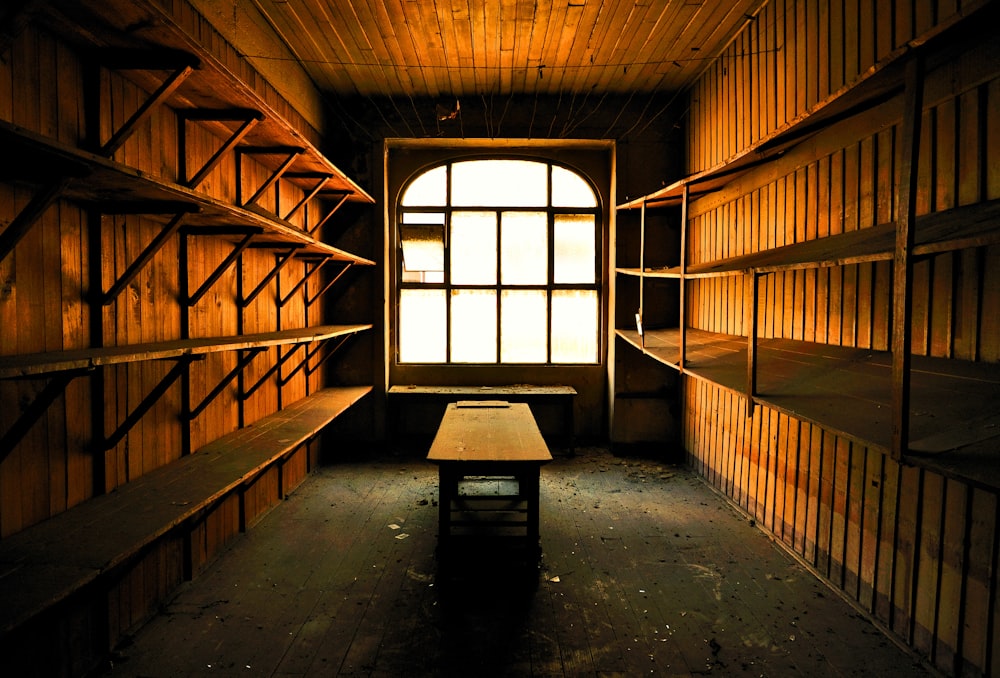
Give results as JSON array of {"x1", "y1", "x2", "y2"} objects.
[{"x1": 400, "y1": 159, "x2": 597, "y2": 209}]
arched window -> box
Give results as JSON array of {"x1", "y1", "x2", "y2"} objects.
[{"x1": 396, "y1": 158, "x2": 600, "y2": 364}]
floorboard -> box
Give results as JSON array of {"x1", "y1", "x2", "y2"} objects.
[{"x1": 104, "y1": 448, "x2": 932, "y2": 677}]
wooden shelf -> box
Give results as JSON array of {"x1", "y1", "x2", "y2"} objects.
[
  {"x1": 0, "y1": 121, "x2": 374, "y2": 264},
  {"x1": 684, "y1": 198, "x2": 1000, "y2": 278},
  {"x1": 616, "y1": 266, "x2": 682, "y2": 279},
  {"x1": 38, "y1": 0, "x2": 373, "y2": 205},
  {"x1": 0, "y1": 324, "x2": 372, "y2": 379},
  {"x1": 0, "y1": 385, "x2": 372, "y2": 635},
  {"x1": 615, "y1": 2, "x2": 986, "y2": 212},
  {"x1": 617, "y1": 327, "x2": 1000, "y2": 478}
]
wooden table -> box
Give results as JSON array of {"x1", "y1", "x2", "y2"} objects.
[{"x1": 426, "y1": 401, "x2": 553, "y2": 551}]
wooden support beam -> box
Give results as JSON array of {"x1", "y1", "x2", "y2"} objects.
[
  {"x1": 305, "y1": 262, "x2": 353, "y2": 307},
  {"x1": 282, "y1": 173, "x2": 332, "y2": 222},
  {"x1": 102, "y1": 211, "x2": 192, "y2": 305},
  {"x1": 189, "y1": 348, "x2": 264, "y2": 419},
  {"x1": 305, "y1": 334, "x2": 353, "y2": 377},
  {"x1": 240, "y1": 246, "x2": 303, "y2": 308},
  {"x1": 0, "y1": 0, "x2": 44, "y2": 58},
  {"x1": 242, "y1": 343, "x2": 304, "y2": 399},
  {"x1": 0, "y1": 372, "x2": 79, "y2": 464},
  {"x1": 679, "y1": 184, "x2": 688, "y2": 371},
  {"x1": 746, "y1": 271, "x2": 759, "y2": 416},
  {"x1": 238, "y1": 146, "x2": 304, "y2": 208},
  {"x1": 0, "y1": 178, "x2": 74, "y2": 263},
  {"x1": 182, "y1": 109, "x2": 263, "y2": 189},
  {"x1": 98, "y1": 50, "x2": 198, "y2": 156},
  {"x1": 279, "y1": 258, "x2": 329, "y2": 308},
  {"x1": 890, "y1": 56, "x2": 924, "y2": 461},
  {"x1": 186, "y1": 229, "x2": 260, "y2": 306},
  {"x1": 638, "y1": 201, "x2": 646, "y2": 348},
  {"x1": 102, "y1": 357, "x2": 192, "y2": 451},
  {"x1": 308, "y1": 191, "x2": 352, "y2": 235}
]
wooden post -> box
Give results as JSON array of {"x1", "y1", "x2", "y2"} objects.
[
  {"x1": 746, "y1": 270, "x2": 759, "y2": 416},
  {"x1": 679, "y1": 184, "x2": 688, "y2": 370},
  {"x1": 890, "y1": 56, "x2": 924, "y2": 461}
]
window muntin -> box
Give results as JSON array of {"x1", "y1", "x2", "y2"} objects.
[{"x1": 397, "y1": 158, "x2": 600, "y2": 365}]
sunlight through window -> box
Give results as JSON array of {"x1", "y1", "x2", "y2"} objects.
[{"x1": 398, "y1": 158, "x2": 600, "y2": 364}]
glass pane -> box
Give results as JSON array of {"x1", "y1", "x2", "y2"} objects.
[
  {"x1": 401, "y1": 166, "x2": 447, "y2": 206},
  {"x1": 399, "y1": 289, "x2": 446, "y2": 362},
  {"x1": 551, "y1": 290, "x2": 598, "y2": 363},
  {"x1": 501, "y1": 290, "x2": 547, "y2": 363},
  {"x1": 501, "y1": 211, "x2": 547, "y2": 284},
  {"x1": 553, "y1": 214, "x2": 596, "y2": 283},
  {"x1": 452, "y1": 159, "x2": 547, "y2": 207},
  {"x1": 450, "y1": 290, "x2": 497, "y2": 363},
  {"x1": 450, "y1": 211, "x2": 497, "y2": 284},
  {"x1": 400, "y1": 224, "x2": 444, "y2": 273},
  {"x1": 552, "y1": 165, "x2": 597, "y2": 207},
  {"x1": 402, "y1": 211, "x2": 445, "y2": 224}
]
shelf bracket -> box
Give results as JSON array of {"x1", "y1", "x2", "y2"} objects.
[
  {"x1": 100, "y1": 206, "x2": 200, "y2": 305},
  {"x1": 890, "y1": 56, "x2": 924, "y2": 461},
  {"x1": 96, "y1": 49, "x2": 199, "y2": 157},
  {"x1": 279, "y1": 257, "x2": 330, "y2": 308},
  {"x1": 0, "y1": 176, "x2": 75, "y2": 264},
  {"x1": 305, "y1": 262, "x2": 354, "y2": 307},
  {"x1": 308, "y1": 191, "x2": 352, "y2": 236},
  {"x1": 304, "y1": 334, "x2": 354, "y2": 377},
  {"x1": 240, "y1": 245, "x2": 304, "y2": 308},
  {"x1": 279, "y1": 332, "x2": 356, "y2": 386},
  {"x1": 0, "y1": 371, "x2": 82, "y2": 464},
  {"x1": 238, "y1": 146, "x2": 304, "y2": 209},
  {"x1": 242, "y1": 343, "x2": 304, "y2": 399},
  {"x1": 102, "y1": 356, "x2": 194, "y2": 451},
  {"x1": 185, "y1": 227, "x2": 261, "y2": 306},
  {"x1": 282, "y1": 172, "x2": 332, "y2": 222},
  {"x1": 0, "y1": 0, "x2": 44, "y2": 60},
  {"x1": 189, "y1": 347, "x2": 264, "y2": 419},
  {"x1": 181, "y1": 109, "x2": 264, "y2": 189}
]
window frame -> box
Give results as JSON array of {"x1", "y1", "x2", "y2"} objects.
[{"x1": 395, "y1": 157, "x2": 603, "y2": 366}]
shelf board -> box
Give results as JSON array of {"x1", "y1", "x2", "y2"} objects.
[
  {"x1": 0, "y1": 324, "x2": 373, "y2": 379},
  {"x1": 616, "y1": 327, "x2": 1000, "y2": 474},
  {"x1": 0, "y1": 121, "x2": 374, "y2": 264},
  {"x1": 616, "y1": 267, "x2": 682, "y2": 279},
  {"x1": 616, "y1": 3, "x2": 992, "y2": 212},
  {"x1": 0, "y1": 385, "x2": 371, "y2": 635},
  {"x1": 39, "y1": 0, "x2": 373, "y2": 205},
  {"x1": 684, "y1": 198, "x2": 1000, "y2": 277}
]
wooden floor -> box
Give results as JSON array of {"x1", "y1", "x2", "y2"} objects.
[{"x1": 105, "y1": 448, "x2": 932, "y2": 677}]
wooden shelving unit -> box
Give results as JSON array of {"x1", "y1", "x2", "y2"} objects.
[
  {"x1": 0, "y1": 1, "x2": 378, "y2": 668},
  {"x1": 612, "y1": 4, "x2": 1000, "y2": 482},
  {"x1": 0, "y1": 0, "x2": 377, "y2": 465}
]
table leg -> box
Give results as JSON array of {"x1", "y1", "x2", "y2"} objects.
[
  {"x1": 438, "y1": 465, "x2": 456, "y2": 548},
  {"x1": 524, "y1": 466, "x2": 541, "y2": 547}
]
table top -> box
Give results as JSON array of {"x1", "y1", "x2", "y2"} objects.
[{"x1": 426, "y1": 401, "x2": 553, "y2": 464}]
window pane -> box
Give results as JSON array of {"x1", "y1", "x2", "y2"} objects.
[
  {"x1": 501, "y1": 211, "x2": 547, "y2": 284},
  {"x1": 400, "y1": 224, "x2": 444, "y2": 273},
  {"x1": 552, "y1": 165, "x2": 597, "y2": 207},
  {"x1": 400, "y1": 289, "x2": 446, "y2": 362},
  {"x1": 451, "y1": 290, "x2": 497, "y2": 363},
  {"x1": 554, "y1": 214, "x2": 596, "y2": 283},
  {"x1": 501, "y1": 290, "x2": 547, "y2": 363},
  {"x1": 452, "y1": 160, "x2": 547, "y2": 207},
  {"x1": 551, "y1": 290, "x2": 598, "y2": 363},
  {"x1": 450, "y1": 211, "x2": 497, "y2": 284},
  {"x1": 401, "y1": 166, "x2": 447, "y2": 206}
]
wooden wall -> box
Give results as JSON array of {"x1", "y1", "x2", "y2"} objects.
[
  {"x1": 0, "y1": 14, "x2": 326, "y2": 537},
  {"x1": 680, "y1": 1, "x2": 1000, "y2": 676}
]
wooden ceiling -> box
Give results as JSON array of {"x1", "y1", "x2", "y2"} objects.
[{"x1": 244, "y1": 0, "x2": 767, "y2": 99}]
